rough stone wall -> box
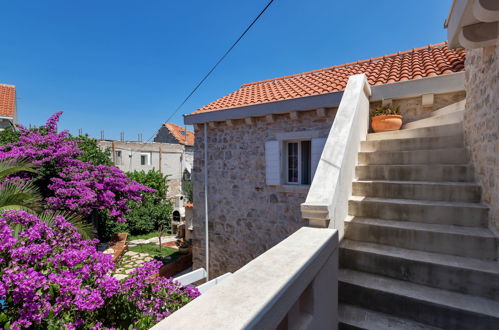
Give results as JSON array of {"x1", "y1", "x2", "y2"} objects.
[
  {"x1": 154, "y1": 126, "x2": 179, "y2": 145},
  {"x1": 191, "y1": 109, "x2": 336, "y2": 277},
  {"x1": 463, "y1": 46, "x2": 499, "y2": 233},
  {"x1": 167, "y1": 178, "x2": 181, "y2": 199}
]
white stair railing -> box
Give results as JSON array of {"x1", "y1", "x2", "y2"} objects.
[
  {"x1": 301, "y1": 74, "x2": 371, "y2": 238},
  {"x1": 152, "y1": 227, "x2": 338, "y2": 330},
  {"x1": 174, "y1": 268, "x2": 233, "y2": 294}
]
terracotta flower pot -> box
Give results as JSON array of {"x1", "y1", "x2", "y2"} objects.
[{"x1": 371, "y1": 115, "x2": 403, "y2": 133}]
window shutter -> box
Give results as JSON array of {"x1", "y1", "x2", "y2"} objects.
[
  {"x1": 265, "y1": 140, "x2": 280, "y2": 185},
  {"x1": 311, "y1": 138, "x2": 327, "y2": 179}
]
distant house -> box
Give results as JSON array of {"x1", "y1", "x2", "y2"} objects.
[
  {"x1": 154, "y1": 123, "x2": 194, "y2": 148},
  {"x1": 0, "y1": 84, "x2": 17, "y2": 130},
  {"x1": 154, "y1": 123, "x2": 194, "y2": 179},
  {"x1": 99, "y1": 139, "x2": 192, "y2": 199}
]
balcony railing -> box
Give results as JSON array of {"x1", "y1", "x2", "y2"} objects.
[{"x1": 152, "y1": 227, "x2": 338, "y2": 330}]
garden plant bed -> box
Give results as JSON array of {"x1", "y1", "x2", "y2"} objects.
[
  {"x1": 113, "y1": 243, "x2": 181, "y2": 279},
  {"x1": 104, "y1": 232, "x2": 128, "y2": 262},
  {"x1": 158, "y1": 252, "x2": 193, "y2": 278}
]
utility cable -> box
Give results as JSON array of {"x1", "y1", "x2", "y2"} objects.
[{"x1": 147, "y1": 0, "x2": 276, "y2": 141}]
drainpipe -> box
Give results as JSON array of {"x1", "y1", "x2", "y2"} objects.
[{"x1": 204, "y1": 123, "x2": 210, "y2": 281}]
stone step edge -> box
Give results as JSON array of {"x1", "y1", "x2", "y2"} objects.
[
  {"x1": 358, "y1": 146, "x2": 467, "y2": 156},
  {"x1": 338, "y1": 269, "x2": 499, "y2": 318},
  {"x1": 430, "y1": 100, "x2": 466, "y2": 117},
  {"x1": 353, "y1": 180, "x2": 480, "y2": 188},
  {"x1": 403, "y1": 110, "x2": 464, "y2": 129},
  {"x1": 356, "y1": 164, "x2": 473, "y2": 169},
  {"x1": 361, "y1": 134, "x2": 464, "y2": 149},
  {"x1": 344, "y1": 216, "x2": 495, "y2": 238},
  {"x1": 340, "y1": 239, "x2": 499, "y2": 275},
  {"x1": 349, "y1": 196, "x2": 488, "y2": 210},
  {"x1": 366, "y1": 123, "x2": 463, "y2": 141},
  {"x1": 338, "y1": 303, "x2": 442, "y2": 330}
]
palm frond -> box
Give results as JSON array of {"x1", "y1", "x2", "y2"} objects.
[
  {"x1": 38, "y1": 211, "x2": 95, "y2": 239},
  {"x1": 0, "y1": 181, "x2": 42, "y2": 213},
  {"x1": 0, "y1": 158, "x2": 38, "y2": 180}
]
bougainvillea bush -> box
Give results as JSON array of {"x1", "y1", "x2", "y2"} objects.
[
  {"x1": 0, "y1": 210, "x2": 200, "y2": 329},
  {"x1": 0, "y1": 113, "x2": 152, "y2": 223}
]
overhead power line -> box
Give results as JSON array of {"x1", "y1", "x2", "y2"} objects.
[{"x1": 148, "y1": 0, "x2": 276, "y2": 141}]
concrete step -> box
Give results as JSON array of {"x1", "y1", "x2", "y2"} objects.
[
  {"x1": 430, "y1": 100, "x2": 466, "y2": 117},
  {"x1": 338, "y1": 304, "x2": 441, "y2": 330},
  {"x1": 348, "y1": 197, "x2": 488, "y2": 227},
  {"x1": 340, "y1": 240, "x2": 499, "y2": 300},
  {"x1": 360, "y1": 135, "x2": 464, "y2": 152},
  {"x1": 338, "y1": 269, "x2": 499, "y2": 330},
  {"x1": 352, "y1": 180, "x2": 481, "y2": 203},
  {"x1": 367, "y1": 123, "x2": 462, "y2": 141},
  {"x1": 358, "y1": 148, "x2": 468, "y2": 165},
  {"x1": 355, "y1": 164, "x2": 474, "y2": 182},
  {"x1": 402, "y1": 110, "x2": 464, "y2": 130},
  {"x1": 344, "y1": 216, "x2": 496, "y2": 260}
]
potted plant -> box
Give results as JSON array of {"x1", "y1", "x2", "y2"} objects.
[{"x1": 371, "y1": 104, "x2": 403, "y2": 133}]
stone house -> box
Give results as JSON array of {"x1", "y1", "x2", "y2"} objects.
[
  {"x1": 99, "y1": 124, "x2": 193, "y2": 198},
  {"x1": 184, "y1": 42, "x2": 470, "y2": 277},
  {"x1": 154, "y1": 122, "x2": 194, "y2": 179},
  {"x1": 0, "y1": 83, "x2": 17, "y2": 130}
]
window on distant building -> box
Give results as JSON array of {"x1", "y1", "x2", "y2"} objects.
[
  {"x1": 140, "y1": 152, "x2": 151, "y2": 166},
  {"x1": 115, "y1": 151, "x2": 122, "y2": 165},
  {"x1": 286, "y1": 140, "x2": 311, "y2": 184}
]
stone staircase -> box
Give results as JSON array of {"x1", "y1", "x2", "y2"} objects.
[{"x1": 338, "y1": 100, "x2": 499, "y2": 329}]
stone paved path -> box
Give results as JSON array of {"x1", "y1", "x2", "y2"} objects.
[
  {"x1": 111, "y1": 235, "x2": 177, "y2": 280},
  {"x1": 112, "y1": 250, "x2": 154, "y2": 280},
  {"x1": 128, "y1": 236, "x2": 176, "y2": 247}
]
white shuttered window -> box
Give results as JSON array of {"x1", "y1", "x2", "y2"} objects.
[
  {"x1": 265, "y1": 140, "x2": 280, "y2": 185},
  {"x1": 265, "y1": 137, "x2": 326, "y2": 186}
]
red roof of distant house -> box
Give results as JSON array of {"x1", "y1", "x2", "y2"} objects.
[
  {"x1": 0, "y1": 84, "x2": 16, "y2": 117},
  {"x1": 194, "y1": 42, "x2": 465, "y2": 114},
  {"x1": 163, "y1": 123, "x2": 194, "y2": 146}
]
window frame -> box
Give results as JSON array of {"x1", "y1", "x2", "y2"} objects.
[
  {"x1": 115, "y1": 150, "x2": 122, "y2": 165},
  {"x1": 140, "y1": 152, "x2": 151, "y2": 166},
  {"x1": 284, "y1": 139, "x2": 311, "y2": 185}
]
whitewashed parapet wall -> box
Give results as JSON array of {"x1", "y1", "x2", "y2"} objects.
[
  {"x1": 301, "y1": 74, "x2": 371, "y2": 237},
  {"x1": 152, "y1": 227, "x2": 339, "y2": 330}
]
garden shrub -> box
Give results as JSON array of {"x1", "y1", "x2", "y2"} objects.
[
  {"x1": 181, "y1": 179, "x2": 193, "y2": 203},
  {"x1": 125, "y1": 201, "x2": 173, "y2": 235},
  {"x1": 0, "y1": 113, "x2": 152, "y2": 223},
  {"x1": 0, "y1": 210, "x2": 199, "y2": 329},
  {"x1": 71, "y1": 134, "x2": 113, "y2": 167},
  {"x1": 124, "y1": 170, "x2": 173, "y2": 236}
]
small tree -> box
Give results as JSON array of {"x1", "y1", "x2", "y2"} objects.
[
  {"x1": 181, "y1": 179, "x2": 193, "y2": 203},
  {"x1": 71, "y1": 134, "x2": 113, "y2": 166},
  {"x1": 125, "y1": 170, "x2": 173, "y2": 236}
]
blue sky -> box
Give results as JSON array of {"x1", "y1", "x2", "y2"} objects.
[{"x1": 1, "y1": 0, "x2": 452, "y2": 141}]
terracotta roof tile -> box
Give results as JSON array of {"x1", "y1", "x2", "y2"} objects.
[
  {"x1": 0, "y1": 84, "x2": 16, "y2": 117},
  {"x1": 194, "y1": 42, "x2": 465, "y2": 114},
  {"x1": 164, "y1": 123, "x2": 194, "y2": 146}
]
